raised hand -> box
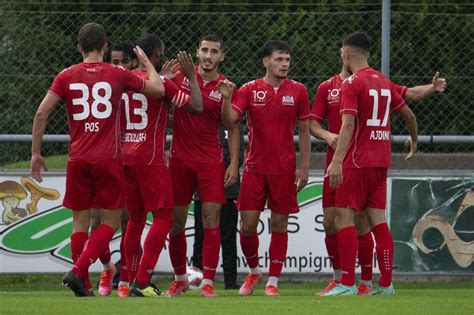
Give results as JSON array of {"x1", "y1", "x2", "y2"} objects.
[
  {"x1": 217, "y1": 79, "x2": 235, "y2": 99},
  {"x1": 134, "y1": 46, "x2": 152, "y2": 69},
  {"x1": 432, "y1": 71, "x2": 447, "y2": 93},
  {"x1": 160, "y1": 59, "x2": 180, "y2": 79},
  {"x1": 177, "y1": 51, "x2": 196, "y2": 80}
]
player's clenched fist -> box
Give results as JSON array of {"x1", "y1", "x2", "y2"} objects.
[{"x1": 217, "y1": 79, "x2": 235, "y2": 99}]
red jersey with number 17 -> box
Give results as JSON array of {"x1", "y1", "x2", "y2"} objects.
[
  {"x1": 121, "y1": 70, "x2": 190, "y2": 166},
  {"x1": 340, "y1": 67, "x2": 406, "y2": 168},
  {"x1": 49, "y1": 62, "x2": 145, "y2": 161},
  {"x1": 311, "y1": 74, "x2": 407, "y2": 170},
  {"x1": 232, "y1": 78, "x2": 311, "y2": 175}
]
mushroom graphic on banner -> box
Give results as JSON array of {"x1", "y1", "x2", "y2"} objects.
[{"x1": 0, "y1": 181, "x2": 28, "y2": 225}]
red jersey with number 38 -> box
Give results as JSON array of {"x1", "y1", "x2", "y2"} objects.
[
  {"x1": 340, "y1": 67, "x2": 406, "y2": 168},
  {"x1": 49, "y1": 62, "x2": 145, "y2": 161}
]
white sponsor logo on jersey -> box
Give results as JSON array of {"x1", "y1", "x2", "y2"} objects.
[
  {"x1": 282, "y1": 95, "x2": 295, "y2": 105},
  {"x1": 252, "y1": 90, "x2": 267, "y2": 106},
  {"x1": 209, "y1": 90, "x2": 222, "y2": 102}
]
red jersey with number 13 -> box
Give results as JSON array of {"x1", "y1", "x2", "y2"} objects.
[
  {"x1": 49, "y1": 62, "x2": 145, "y2": 161},
  {"x1": 121, "y1": 70, "x2": 190, "y2": 165},
  {"x1": 340, "y1": 67, "x2": 406, "y2": 168}
]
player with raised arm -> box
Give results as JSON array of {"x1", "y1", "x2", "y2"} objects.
[
  {"x1": 165, "y1": 35, "x2": 240, "y2": 298},
  {"x1": 311, "y1": 68, "x2": 445, "y2": 296},
  {"x1": 220, "y1": 40, "x2": 311, "y2": 296},
  {"x1": 121, "y1": 33, "x2": 202, "y2": 298},
  {"x1": 30, "y1": 22, "x2": 165, "y2": 297},
  {"x1": 322, "y1": 32, "x2": 418, "y2": 296}
]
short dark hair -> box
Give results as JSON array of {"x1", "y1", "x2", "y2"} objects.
[
  {"x1": 258, "y1": 40, "x2": 291, "y2": 59},
  {"x1": 198, "y1": 34, "x2": 225, "y2": 52},
  {"x1": 342, "y1": 32, "x2": 371, "y2": 52},
  {"x1": 78, "y1": 22, "x2": 107, "y2": 53},
  {"x1": 104, "y1": 42, "x2": 136, "y2": 62},
  {"x1": 135, "y1": 33, "x2": 164, "y2": 59}
]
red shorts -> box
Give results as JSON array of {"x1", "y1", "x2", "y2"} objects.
[
  {"x1": 63, "y1": 158, "x2": 124, "y2": 211},
  {"x1": 322, "y1": 176, "x2": 336, "y2": 208},
  {"x1": 123, "y1": 164, "x2": 174, "y2": 213},
  {"x1": 334, "y1": 167, "x2": 387, "y2": 212},
  {"x1": 169, "y1": 158, "x2": 226, "y2": 206},
  {"x1": 237, "y1": 170, "x2": 299, "y2": 214}
]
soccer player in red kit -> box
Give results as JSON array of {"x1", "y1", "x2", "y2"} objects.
[
  {"x1": 311, "y1": 69, "x2": 446, "y2": 295},
  {"x1": 165, "y1": 35, "x2": 240, "y2": 298},
  {"x1": 30, "y1": 22, "x2": 165, "y2": 297},
  {"x1": 89, "y1": 41, "x2": 138, "y2": 297},
  {"x1": 220, "y1": 40, "x2": 311, "y2": 296},
  {"x1": 122, "y1": 33, "x2": 203, "y2": 297},
  {"x1": 323, "y1": 32, "x2": 418, "y2": 296}
]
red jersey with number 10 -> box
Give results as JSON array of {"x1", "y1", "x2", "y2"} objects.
[
  {"x1": 311, "y1": 74, "x2": 407, "y2": 170},
  {"x1": 121, "y1": 70, "x2": 190, "y2": 166},
  {"x1": 232, "y1": 78, "x2": 311, "y2": 175},
  {"x1": 49, "y1": 62, "x2": 145, "y2": 161},
  {"x1": 340, "y1": 67, "x2": 406, "y2": 168}
]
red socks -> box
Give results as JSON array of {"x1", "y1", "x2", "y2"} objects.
[
  {"x1": 357, "y1": 232, "x2": 374, "y2": 282},
  {"x1": 337, "y1": 226, "x2": 358, "y2": 286},
  {"x1": 72, "y1": 224, "x2": 115, "y2": 277},
  {"x1": 136, "y1": 209, "x2": 173, "y2": 285},
  {"x1": 372, "y1": 223, "x2": 393, "y2": 287},
  {"x1": 239, "y1": 231, "x2": 259, "y2": 269},
  {"x1": 124, "y1": 220, "x2": 144, "y2": 284},
  {"x1": 98, "y1": 247, "x2": 111, "y2": 265},
  {"x1": 169, "y1": 231, "x2": 187, "y2": 276},
  {"x1": 202, "y1": 227, "x2": 220, "y2": 280},
  {"x1": 325, "y1": 234, "x2": 340, "y2": 270},
  {"x1": 70, "y1": 232, "x2": 88, "y2": 264},
  {"x1": 70, "y1": 232, "x2": 91, "y2": 289},
  {"x1": 269, "y1": 231, "x2": 288, "y2": 277},
  {"x1": 119, "y1": 228, "x2": 129, "y2": 283}
]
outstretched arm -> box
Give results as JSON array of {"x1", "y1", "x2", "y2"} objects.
[
  {"x1": 177, "y1": 51, "x2": 203, "y2": 115},
  {"x1": 31, "y1": 92, "x2": 60, "y2": 182},
  {"x1": 405, "y1": 72, "x2": 446, "y2": 102},
  {"x1": 134, "y1": 46, "x2": 165, "y2": 99},
  {"x1": 309, "y1": 120, "x2": 338, "y2": 150}
]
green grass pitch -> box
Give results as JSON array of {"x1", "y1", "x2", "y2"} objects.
[{"x1": 0, "y1": 275, "x2": 473, "y2": 315}]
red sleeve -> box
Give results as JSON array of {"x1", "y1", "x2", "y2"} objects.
[
  {"x1": 297, "y1": 85, "x2": 310, "y2": 121},
  {"x1": 310, "y1": 81, "x2": 329, "y2": 122},
  {"x1": 340, "y1": 79, "x2": 359, "y2": 116},
  {"x1": 120, "y1": 67, "x2": 145, "y2": 93},
  {"x1": 391, "y1": 85, "x2": 406, "y2": 112},
  {"x1": 232, "y1": 83, "x2": 250, "y2": 121},
  {"x1": 391, "y1": 82, "x2": 408, "y2": 100},
  {"x1": 49, "y1": 70, "x2": 66, "y2": 100},
  {"x1": 162, "y1": 76, "x2": 190, "y2": 108}
]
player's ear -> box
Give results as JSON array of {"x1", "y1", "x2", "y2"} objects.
[
  {"x1": 220, "y1": 52, "x2": 225, "y2": 62},
  {"x1": 101, "y1": 42, "x2": 108, "y2": 54},
  {"x1": 77, "y1": 44, "x2": 82, "y2": 54},
  {"x1": 195, "y1": 47, "x2": 200, "y2": 58},
  {"x1": 262, "y1": 57, "x2": 269, "y2": 68}
]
